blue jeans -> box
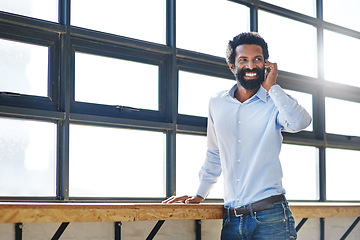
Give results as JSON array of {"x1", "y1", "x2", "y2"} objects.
[{"x1": 221, "y1": 201, "x2": 297, "y2": 240}]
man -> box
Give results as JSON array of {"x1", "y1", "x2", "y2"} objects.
[{"x1": 163, "y1": 32, "x2": 311, "y2": 239}]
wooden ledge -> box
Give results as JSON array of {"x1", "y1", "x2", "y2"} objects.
[
  {"x1": 290, "y1": 202, "x2": 360, "y2": 218},
  {"x1": 0, "y1": 203, "x2": 223, "y2": 223},
  {"x1": 0, "y1": 202, "x2": 359, "y2": 223}
]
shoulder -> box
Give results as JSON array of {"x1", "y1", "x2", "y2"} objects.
[{"x1": 209, "y1": 89, "x2": 229, "y2": 106}]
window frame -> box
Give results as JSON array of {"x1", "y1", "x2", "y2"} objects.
[{"x1": 0, "y1": 0, "x2": 359, "y2": 203}]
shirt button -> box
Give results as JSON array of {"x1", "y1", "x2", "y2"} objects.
[
  {"x1": 237, "y1": 179, "x2": 240, "y2": 182},
  {"x1": 237, "y1": 198, "x2": 240, "y2": 201},
  {"x1": 238, "y1": 121, "x2": 241, "y2": 124},
  {"x1": 238, "y1": 140, "x2": 241, "y2": 143},
  {"x1": 237, "y1": 159, "x2": 241, "y2": 163}
]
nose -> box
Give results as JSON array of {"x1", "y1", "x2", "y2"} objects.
[{"x1": 246, "y1": 60, "x2": 255, "y2": 70}]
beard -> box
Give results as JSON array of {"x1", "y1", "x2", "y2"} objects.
[{"x1": 234, "y1": 67, "x2": 265, "y2": 90}]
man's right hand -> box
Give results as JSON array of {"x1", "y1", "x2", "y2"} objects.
[{"x1": 162, "y1": 195, "x2": 204, "y2": 204}]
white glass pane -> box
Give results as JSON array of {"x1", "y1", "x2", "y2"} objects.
[
  {"x1": 178, "y1": 71, "x2": 235, "y2": 117},
  {"x1": 0, "y1": 118, "x2": 56, "y2": 196},
  {"x1": 177, "y1": 0, "x2": 250, "y2": 57},
  {"x1": 71, "y1": 0, "x2": 166, "y2": 44},
  {"x1": 324, "y1": 0, "x2": 360, "y2": 32},
  {"x1": 285, "y1": 89, "x2": 313, "y2": 131},
  {"x1": 261, "y1": 0, "x2": 316, "y2": 16},
  {"x1": 326, "y1": 97, "x2": 360, "y2": 136},
  {"x1": 69, "y1": 125, "x2": 165, "y2": 198},
  {"x1": 258, "y1": 11, "x2": 317, "y2": 77},
  {"x1": 0, "y1": 0, "x2": 58, "y2": 22},
  {"x1": 326, "y1": 148, "x2": 360, "y2": 201},
  {"x1": 75, "y1": 52, "x2": 159, "y2": 110},
  {"x1": 176, "y1": 134, "x2": 223, "y2": 199},
  {"x1": 324, "y1": 31, "x2": 360, "y2": 88},
  {"x1": 280, "y1": 144, "x2": 318, "y2": 200},
  {"x1": 0, "y1": 38, "x2": 48, "y2": 96}
]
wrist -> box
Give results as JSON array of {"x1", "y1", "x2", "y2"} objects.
[{"x1": 263, "y1": 83, "x2": 277, "y2": 92}]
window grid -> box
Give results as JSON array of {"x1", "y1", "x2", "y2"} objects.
[{"x1": 0, "y1": 0, "x2": 359, "y2": 202}]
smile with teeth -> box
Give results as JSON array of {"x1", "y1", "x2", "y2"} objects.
[{"x1": 245, "y1": 72, "x2": 257, "y2": 77}]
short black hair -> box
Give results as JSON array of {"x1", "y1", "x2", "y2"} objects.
[{"x1": 226, "y1": 32, "x2": 269, "y2": 66}]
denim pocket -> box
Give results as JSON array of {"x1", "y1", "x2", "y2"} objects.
[{"x1": 254, "y1": 202, "x2": 286, "y2": 224}]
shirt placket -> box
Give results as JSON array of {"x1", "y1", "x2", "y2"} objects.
[{"x1": 235, "y1": 103, "x2": 245, "y2": 203}]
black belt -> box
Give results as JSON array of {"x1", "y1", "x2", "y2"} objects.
[{"x1": 227, "y1": 194, "x2": 285, "y2": 217}]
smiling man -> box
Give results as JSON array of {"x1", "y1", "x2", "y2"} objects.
[{"x1": 163, "y1": 32, "x2": 312, "y2": 239}]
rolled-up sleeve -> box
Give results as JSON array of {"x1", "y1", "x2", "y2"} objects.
[{"x1": 269, "y1": 85, "x2": 312, "y2": 133}]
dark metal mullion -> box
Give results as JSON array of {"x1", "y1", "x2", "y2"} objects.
[
  {"x1": 317, "y1": 4, "x2": 327, "y2": 232},
  {"x1": 59, "y1": 0, "x2": 70, "y2": 26},
  {"x1": 325, "y1": 134, "x2": 360, "y2": 151},
  {"x1": 70, "y1": 27, "x2": 172, "y2": 56},
  {"x1": 165, "y1": 0, "x2": 177, "y2": 198},
  {"x1": 315, "y1": 0, "x2": 327, "y2": 205},
  {"x1": 0, "y1": 11, "x2": 65, "y2": 33},
  {"x1": 318, "y1": 146, "x2": 326, "y2": 203},
  {"x1": 57, "y1": 0, "x2": 71, "y2": 201},
  {"x1": 72, "y1": 37, "x2": 166, "y2": 66},
  {"x1": 249, "y1": 3, "x2": 258, "y2": 32}
]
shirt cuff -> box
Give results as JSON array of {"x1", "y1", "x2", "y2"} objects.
[
  {"x1": 268, "y1": 85, "x2": 287, "y2": 98},
  {"x1": 196, "y1": 181, "x2": 214, "y2": 199}
]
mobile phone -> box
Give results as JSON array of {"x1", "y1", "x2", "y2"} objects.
[{"x1": 264, "y1": 68, "x2": 268, "y2": 81}]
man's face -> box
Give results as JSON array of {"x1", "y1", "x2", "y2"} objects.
[{"x1": 231, "y1": 44, "x2": 265, "y2": 90}]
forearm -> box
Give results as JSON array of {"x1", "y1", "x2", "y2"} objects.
[{"x1": 270, "y1": 85, "x2": 312, "y2": 132}]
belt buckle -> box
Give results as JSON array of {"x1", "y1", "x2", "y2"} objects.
[{"x1": 234, "y1": 206, "x2": 243, "y2": 217}]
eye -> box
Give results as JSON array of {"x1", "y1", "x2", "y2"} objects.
[{"x1": 255, "y1": 57, "x2": 263, "y2": 61}]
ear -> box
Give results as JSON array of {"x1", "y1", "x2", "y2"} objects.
[{"x1": 229, "y1": 63, "x2": 235, "y2": 73}]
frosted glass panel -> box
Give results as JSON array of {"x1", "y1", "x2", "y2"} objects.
[
  {"x1": 258, "y1": 11, "x2": 317, "y2": 77},
  {"x1": 71, "y1": 0, "x2": 166, "y2": 44},
  {"x1": 261, "y1": 0, "x2": 316, "y2": 16},
  {"x1": 280, "y1": 144, "x2": 318, "y2": 200},
  {"x1": 0, "y1": 0, "x2": 58, "y2": 22},
  {"x1": 177, "y1": 0, "x2": 250, "y2": 57},
  {"x1": 0, "y1": 38, "x2": 48, "y2": 96},
  {"x1": 176, "y1": 134, "x2": 223, "y2": 199},
  {"x1": 324, "y1": 31, "x2": 360, "y2": 88},
  {"x1": 0, "y1": 118, "x2": 56, "y2": 196},
  {"x1": 326, "y1": 97, "x2": 360, "y2": 137},
  {"x1": 69, "y1": 125, "x2": 165, "y2": 198},
  {"x1": 178, "y1": 71, "x2": 235, "y2": 117},
  {"x1": 326, "y1": 148, "x2": 360, "y2": 201},
  {"x1": 75, "y1": 52, "x2": 159, "y2": 110},
  {"x1": 323, "y1": 0, "x2": 360, "y2": 31}
]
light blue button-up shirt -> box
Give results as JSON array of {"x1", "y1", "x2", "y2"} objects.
[{"x1": 196, "y1": 84, "x2": 312, "y2": 208}]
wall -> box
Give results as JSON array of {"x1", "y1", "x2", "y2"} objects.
[{"x1": 0, "y1": 218, "x2": 359, "y2": 239}]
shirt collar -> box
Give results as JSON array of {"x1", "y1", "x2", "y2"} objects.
[{"x1": 226, "y1": 84, "x2": 268, "y2": 103}]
